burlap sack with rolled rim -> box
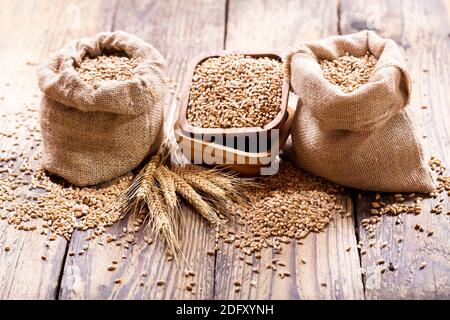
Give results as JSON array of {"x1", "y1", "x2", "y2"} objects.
[
  {"x1": 285, "y1": 31, "x2": 434, "y2": 192},
  {"x1": 38, "y1": 31, "x2": 166, "y2": 186}
]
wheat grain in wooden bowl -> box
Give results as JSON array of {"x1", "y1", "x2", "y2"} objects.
[{"x1": 178, "y1": 51, "x2": 290, "y2": 152}]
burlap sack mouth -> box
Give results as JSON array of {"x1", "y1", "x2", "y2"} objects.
[
  {"x1": 38, "y1": 31, "x2": 166, "y2": 116},
  {"x1": 287, "y1": 31, "x2": 411, "y2": 132},
  {"x1": 37, "y1": 31, "x2": 166, "y2": 187},
  {"x1": 286, "y1": 30, "x2": 435, "y2": 193}
]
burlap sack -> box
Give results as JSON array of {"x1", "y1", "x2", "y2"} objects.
[
  {"x1": 285, "y1": 31, "x2": 434, "y2": 192},
  {"x1": 38, "y1": 31, "x2": 166, "y2": 186}
]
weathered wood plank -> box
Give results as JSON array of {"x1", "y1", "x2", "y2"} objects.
[
  {"x1": 341, "y1": 0, "x2": 450, "y2": 299},
  {"x1": 59, "y1": 0, "x2": 226, "y2": 299},
  {"x1": 214, "y1": 0, "x2": 364, "y2": 300},
  {"x1": 0, "y1": 0, "x2": 116, "y2": 299}
]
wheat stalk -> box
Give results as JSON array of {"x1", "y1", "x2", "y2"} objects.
[{"x1": 114, "y1": 144, "x2": 254, "y2": 259}]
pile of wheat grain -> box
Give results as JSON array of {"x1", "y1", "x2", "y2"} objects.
[
  {"x1": 187, "y1": 55, "x2": 283, "y2": 128},
  {"x1": 320, "y1": 52, "x2": 377, "y2": 93},
  {"x1": 5, "y1": 171, "x2": 132, "y2": 240},
  {"x1": 217, "y1": 161, "x2": 346, "y2": 255},
  {"x1": 76, "y1": 54, "x2": 138, "y2": 86},
  {"x1": 0, "y1": 101, "x2": 133, "y2": 242},
  {"x1": 359, "y1": 156, "x2": 449, "y2": 242}
]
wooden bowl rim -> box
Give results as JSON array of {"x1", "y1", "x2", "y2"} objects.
[
  {"x1": 174, "y1": 106, "x2": 295, "y2": 161},
  {"x1": 178, "y1": 50, "x2": 289, "y2": 135}
]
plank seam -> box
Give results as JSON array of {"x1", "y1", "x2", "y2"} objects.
[
  {"x1": 55, "y1": 242, "x2": 70, "y2": 300},
  {"x1": 223, "y1": 0, "x2": 229, "y2": 49},
  {"x1": 111, "y1": 0, "x2": 120, "y2": 31},
  {"x1": 5, "y1": 238, "x2": 26, "y2": 299},
  {"x1": 351, "y1": 191, "x2": 367, "y2": 299},
  {"x1": 212, "y1": 250, "x2": 218, "y2": 299},
  {"x1": 337, "y1": 0, "x2": 342, "y2": 35}
]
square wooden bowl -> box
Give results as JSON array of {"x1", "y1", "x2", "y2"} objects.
[
  {"x1": 178, "y1": 51, "x2": 290, "y2": 151},
  {"x1": 174, "y1": 107, "x2": 295, "y2": 177}
]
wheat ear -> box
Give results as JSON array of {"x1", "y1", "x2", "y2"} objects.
[
  {"x1": 154, "y1": 165, "x2": 182, "y2": 238},
  {"x1": 155, "y1": 165, "x2": 177, "y2": 210},
  {"x1": 172, "y1": 167, "x2": 226, "y2": 200},
  {"x1": 114, "y1": 155, "x2": 161, "y2": 218},
  {"x1": 135, "y1": 155, "x2": 160, "y2": 200},
  {"x1": 169, "y1": 170, "x2": 222, "y2": 225},
  {"x1": 145, "y1": 185, "x2": 181, "y2": 261}
]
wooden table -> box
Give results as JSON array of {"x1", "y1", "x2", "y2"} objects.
[{"x1": 0, "y1": 0, "x2": 449, "y2": 300}]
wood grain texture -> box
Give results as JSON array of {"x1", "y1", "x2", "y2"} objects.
[
  {"x1": 341, "y1": 0, "x2": 450, "y2": 299},
  {"x1": 225, "y1": 0, "x2": 338, "y2": 50},
  {"x1": 213, "y1": 0, "x2": 364, "y2": 300},
  {"x1": 59, "y1": 0, "x2": 226, "y2": 299},
  {"x1": 0, "y1": 0, "x2": 116, "y2": 299}
]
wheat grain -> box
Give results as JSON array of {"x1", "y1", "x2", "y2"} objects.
[
  {"x1": 3, "y1": 172, "x2": 131, "y2": 240},
  {"x1": 216, "y1": 161, "x2": 343, "y2": 255},
  {"x1": 76, "y1": 54, "x2": 138, "y2": 87},
  {"x1": 156, "y1": 280, "x2": 165, "y2": 286},
  {"x1": 320, "y1": 52, "x2": 377, "y2": 93},
  {"x1": 187, "y1": 55, "x2": 283, "y2": 128}
]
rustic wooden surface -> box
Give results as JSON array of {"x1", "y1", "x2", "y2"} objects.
[
  {"x1": 341, "y1": 0, "x2": 450, "y2": 299},
  {"x1": 59, "y1": 0, "x2": 225, "y2": 300},
  {"x1": 0, "y1": 0, "x2": 449, "y2": 300},
  {"x1": 0, "y1": 0, "x2": 116, "y2": 299},
  {"x1": 214, "y1": 0, "x2": 363, "y2": 300}
]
